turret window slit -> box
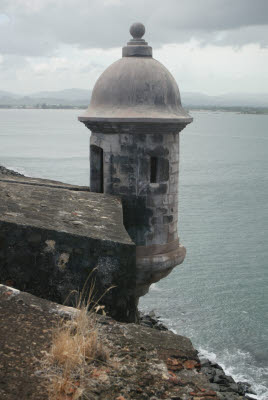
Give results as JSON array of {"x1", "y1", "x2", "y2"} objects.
[
  {"x1": 150, "y1": 157, "x2": 169, "y2": 183},
  {"x1": 90, "y1": 145, "x2": 104, "y2": 193},
  {"x1": 150, "y1": 157, "x2": 158, "y2": 183}
]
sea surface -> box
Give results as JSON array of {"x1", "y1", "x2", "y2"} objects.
[{"x1": 0, "y1": 109, "x2": 267, "y2": 399}]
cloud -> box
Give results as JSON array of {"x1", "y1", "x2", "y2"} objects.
[
  {"x1": 0, "y1": 0, "x2": 268, "y2": 95},
  {"x1": 0, "y1": 46, "x2": 120, "y2": 94},
  {"x1": 0, "y1": 0, "x2": 268, "y2": 57},
  {"x1": 155, "y1": 41, "x2": 268, "y2": 95},
  {"x1": 1, "y1": 40, "x2": 267, "y2": 96}
]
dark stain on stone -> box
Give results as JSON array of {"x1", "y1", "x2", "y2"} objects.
[
  {"x1": 149, "y1": 183, "x2": 167, "y2": 195},
  {"x1": 163, "y1": 215, "x2": 173, "y2": 224},
  {"x1": 146, "y1": 146, "x2": 169, "y2": 157},
  {"x1": 122, "y1": 196, "x2": 153, "y2": 246}
]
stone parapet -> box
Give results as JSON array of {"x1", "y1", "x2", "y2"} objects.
[{"x1": 0, "y1": 176, "x2": 136, "y2": 322}]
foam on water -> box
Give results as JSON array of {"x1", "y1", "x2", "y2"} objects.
[
  {"x1": 5, "y1": 165, "x2": 28, "y2": 176},
  {"x1": 149, "y1": 283, "x2": 163, "y2": 292},
  {"x1": 151, "y1": 315, "x2": 267, "y2": 400},
  {"x1": 198, "y1": 347, "x2": 268, "y2": 400}
]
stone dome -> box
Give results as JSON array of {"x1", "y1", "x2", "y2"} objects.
[{"x1": 79, "y1": 23, "x2": 192, "y2": 125}]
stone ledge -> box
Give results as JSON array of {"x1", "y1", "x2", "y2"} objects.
[{"x1": 0, "y1": 179, "x2": 131, "y2": 244}]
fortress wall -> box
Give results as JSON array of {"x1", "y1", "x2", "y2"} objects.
[{"x1": 0, "y1": 174, "x2": 136, "y2": 322}]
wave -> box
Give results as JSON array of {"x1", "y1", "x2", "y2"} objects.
[
  {"x1": 198, "y1": 347, "x2": 268, "y2": 400},
  {"x1": 5, "y1": 165, "x2": 28, "y2": 176},
  {"x1": 151, "y1": 318, "x2": 268, "y2": 400},
  {"x1": 150, "y1": 283, "x2": 163, "y2": 292}
]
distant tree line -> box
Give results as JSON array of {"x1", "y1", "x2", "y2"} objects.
[
  {"x1": 0, "y1": 103, "x2": 88, "y2": 110},
  {"x1": 0, "y1": 104, "x2": 267, "y2": 114}
]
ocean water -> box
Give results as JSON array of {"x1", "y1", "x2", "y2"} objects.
[{"x1": 0, "y1": 109, "x2": 267, "y2": 399}]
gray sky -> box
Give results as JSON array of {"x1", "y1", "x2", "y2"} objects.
[{"x1": 1, "y1": 0, "x2": 268, "y2": 95}]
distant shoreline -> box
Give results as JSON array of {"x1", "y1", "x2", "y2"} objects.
[{"x1": 1, "y1": 104, "x2": 268, "y2": 114}]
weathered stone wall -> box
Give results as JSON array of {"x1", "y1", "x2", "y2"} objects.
[
  {"x1": 90, "y1": 130, "x2": 180, "y2": 247},
  {"x1": 0, "y1": 177, "x2": 136, "y2": 322}
]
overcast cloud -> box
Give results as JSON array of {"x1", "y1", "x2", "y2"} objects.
[{"x1": 1, "y1": 0, "x2": 268, "y2": 95}]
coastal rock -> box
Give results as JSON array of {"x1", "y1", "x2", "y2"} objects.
[
  {"x1": 0, "y1": 165, "x2": 24, "y2": 176},
  {"x1": 139, "y1": 311, "x2": 168, "y2": 331},
  {"x1": 199, "y1": 357, "x2": 254, "y2": 400}
]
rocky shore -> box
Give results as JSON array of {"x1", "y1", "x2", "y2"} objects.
[
  {"x1": 0, "y1": 165, "x2": 24, "y2": 177},
  {"x1": 139, "y1": 313, "x2": 257, "y2": 400},
  {"x1": 199, "y1": 358, "x2": 256, "y2": 400}
]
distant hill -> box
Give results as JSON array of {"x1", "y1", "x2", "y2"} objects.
[
  {"x1": 0, "y1": 88, "x2": 91, "y2": 107},
  {"x1": 0, "y1": 88, "x2": 268, "y2": 108},
  {"x1": 0, "y1": 90, "x2": 19, "y2": 98},
  {"x1": 30, "y1": 88, "x2": 91, "y2": 102}
]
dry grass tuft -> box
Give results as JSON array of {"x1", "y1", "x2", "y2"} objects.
[{"x1": 42, "y1": 284, "x2": 110, "y2": 400}]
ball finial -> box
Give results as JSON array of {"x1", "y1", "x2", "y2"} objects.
[{"x1": 130, "y1": 22, "x2": 145, "y2": 40}]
